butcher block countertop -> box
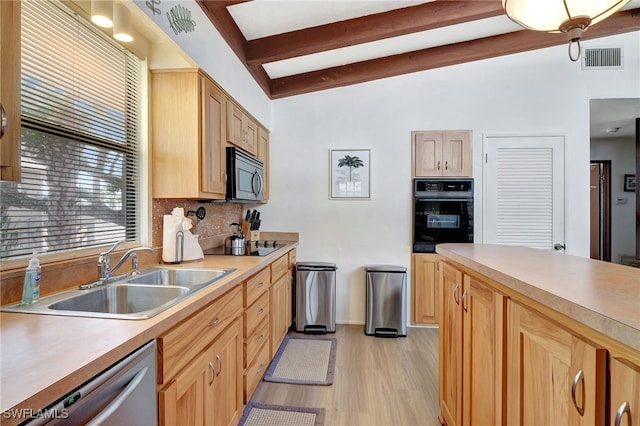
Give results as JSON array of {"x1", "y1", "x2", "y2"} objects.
[
  {"x1": 0, "y1": 242, "x2": 297, "y2": 425},
  {"x1": 436, "y1": 243, "x2": 640, "y2": 354}
]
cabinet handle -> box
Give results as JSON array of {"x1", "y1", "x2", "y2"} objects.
[
  {"x1": 216, "y1": 354, "x2": 222, "y2": 376},
  {"x1": 437, "y1": 160, "x2": 441, "y2": 170},
  {"x1": 208, "y1": 361, "x2": 215, "y2": 385},
  {"x1": 571, "y1": 370, "x2": 585, "y2": 416},
  {"x1": 257, "y1": 364, "x2": 264, "y2": 374},
  {"x1": 258, "y1": 308, "x2": 264, "y2": 315},
  {"x1": 614, "y1": 401, "x2": 630, "y2": 426},
  {"x1": 257, "y1": 334, "x2": 264, "y2": 343},
  {"x1": 445, "y1": 161, "x2": 448, "y2": 170},
  {"x1": 257, "y1": 282, "x2": 264, "y2": 288},
  {"x1": 208, "y1": 317, "x2": 220, "y2": 327},
  {"x1": 0, "y1": 104, "x2": 6, "y2": 139},
  {"x1": 453, "y1": 284, "x2": 460, "y2": 304},
  {"x1": 461, "y1": 291, "x2": 468, "y2": 312}
]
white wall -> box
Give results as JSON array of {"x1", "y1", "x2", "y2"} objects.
[
  {"x1": 591, "y1": 137, "x2": 637, "y2": 263},
  {"x1": 259, "y1": 32, "x2": 640, "y2": 325},
  {"x1": 140, "y1": 5, "x2": 639, "y2": 325},
  {"x1": 132, "y1": 0, "x2": 271, "y2": 126}
]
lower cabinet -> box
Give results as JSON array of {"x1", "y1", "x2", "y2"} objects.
[
  {"x1": 506, "y1": 300, "x2": 606, "y2": 425},
  {"x1": 438, "y1": 262, "x2": 506, "y2": 426},
  {"x1": 412, "y1": 253, "x2": 439, "y2": 325},
  {"x1": 158, "y1": 318, "x2": 243, "y2": 426},
  {"x1": 609, "y1": 357, "x2": 640, "y2": 426}
]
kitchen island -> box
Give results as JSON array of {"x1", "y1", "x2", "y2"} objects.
[
  {"x1": 436, "y1": 243, "x2": 639, "y2": 426},
  {"x1": 0, "y1": 241, "x2": 297, "y2": 426}
]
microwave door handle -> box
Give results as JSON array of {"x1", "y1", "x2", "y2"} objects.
[{"x1": 252, "y1": 171, "x2": 263, "y2": 196}]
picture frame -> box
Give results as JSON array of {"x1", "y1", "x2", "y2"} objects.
[
  {"x1": 329, "y1": 149, "x2": 371, "y2": 199},
  {"x1": 623, "y1": 174, "x2": 636, "y2": 192}
]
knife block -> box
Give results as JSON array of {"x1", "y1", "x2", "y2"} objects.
[
  {"x1": 249, "y1": 230, "x2": 260, "y2": 242},
  {"x1": 241, "y1": 221, "x2": 251, "y2": 237}
]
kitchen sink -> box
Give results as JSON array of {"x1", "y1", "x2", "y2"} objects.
[
  {"x1": 126, "y1": 268, "x2": 229, "y2": 287},
  {"x1": 1, "y1": 267, "x2": 237, "y2": 320},
  {"x1": 48, "y1": 284, "x2": 191, "y2": 315}
]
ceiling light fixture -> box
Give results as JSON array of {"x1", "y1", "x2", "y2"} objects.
[
  {"x1": 91, "y1": 0, "x2": 113, "y2": 28},
  {"x1": 605, "y1": 127, "x2": 620, "y2": 133},
  {"x1": 113, "y1": 3, "x2": 133, "y2": 42},
  {"x1": 502, "y1": 0, "x2": 632, "y2": 62}
]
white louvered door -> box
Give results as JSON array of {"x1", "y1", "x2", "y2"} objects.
[{"x1": 483, "y1": 135, "x2": 565, "y2": 251}]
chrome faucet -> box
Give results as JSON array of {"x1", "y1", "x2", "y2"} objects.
[{"x1": 84, "y1": 241, "x2": 153, "y2": 289}]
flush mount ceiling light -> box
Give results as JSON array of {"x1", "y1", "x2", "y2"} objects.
[
  {"x1": 502, "y1": 0, "x2": 632, "y2": 61},
  {"x1": 113, "y1": 3, "x2": 133, "y2": 42},
  {"x1": 91, "y1": 0, "x2": 113, "y2": 28}
]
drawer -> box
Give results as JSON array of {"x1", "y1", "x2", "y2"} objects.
[
  {"x1": 244, "y1": 317, "x2": 269, "y2": 368},
  {"x1": 271, "y1": 253, "x2": 289, "y2": 282},
  {"x1": 244, "y1": 291, "x2": 269, "y2": 337},
  {"x1": 244, "y1": 267, "x2": 270, "y2": 307},
  {"x1": 243, "y1": 341, "x2": 270, "y2": 402},
  {"x1": 158, "y1": 286, "x2": 242, "y2": 383},
  {"x1": 288, "y1": 249, "x2": 297, "y2": 269}
]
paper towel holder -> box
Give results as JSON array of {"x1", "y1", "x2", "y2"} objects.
[{"x1": 174, "y1": 231, "x2": 184, "y2": 264}]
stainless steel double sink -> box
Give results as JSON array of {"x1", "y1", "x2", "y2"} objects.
[{"x1": 1, "y1": 267, "x2": 236, "y2": 320}]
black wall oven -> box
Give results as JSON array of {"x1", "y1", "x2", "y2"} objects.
[{"x1": 413, "y1": 178, "x2": 474, "y2": 253}]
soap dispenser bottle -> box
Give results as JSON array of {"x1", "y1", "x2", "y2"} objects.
[{"x1": 21, "y1": 252, "x2": 41, "y2": 305}]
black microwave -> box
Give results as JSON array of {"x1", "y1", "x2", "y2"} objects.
[{"x1": 226, "y1": 147, "x2": 264, "y2": 202}]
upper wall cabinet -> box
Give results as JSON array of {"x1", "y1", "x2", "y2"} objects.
[
  {"x1": 412, "y1": 131, "x2": 472, "y2": 177},
  {"x1": 227, "y1": 100, "x2": 258, "y2": 156},
  {"x1": 0, "y1": 1, "x2": 21, "y2": 182},
  {"x1": 257, "y1": 126, "x2": 269, "y2": 202},
  {"x1": 151, "y1": 69, "x2": 227, "y2": 199}
]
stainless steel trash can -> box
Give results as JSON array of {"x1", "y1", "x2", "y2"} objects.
[
  {"x1": 295, "y1": 262, "x2": 337, "y2": 334},
  {"x1": 365, "y1": 265, "x2": 407, "y2": 337}
]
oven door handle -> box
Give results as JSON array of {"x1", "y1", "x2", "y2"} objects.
[{"x1": 415, "y1": 197, "x2": 472, "y2": 202}]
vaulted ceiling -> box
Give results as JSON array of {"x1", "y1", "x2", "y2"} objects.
[{"x1": 196, "y1": 1, "x2": 640, "y2": 100}]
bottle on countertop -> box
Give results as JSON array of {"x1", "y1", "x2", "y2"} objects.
[{"x1": 21, "y1": 252, "x2": 41, "y2": 305}]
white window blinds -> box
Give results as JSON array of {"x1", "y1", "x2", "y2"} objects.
[{"x1": 0, "y1": 0, "x2": 142, "y2": 261}]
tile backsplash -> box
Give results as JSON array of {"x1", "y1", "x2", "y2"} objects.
[{"x1": 152, "y1": 200, "x2": 243, "y2": 247}]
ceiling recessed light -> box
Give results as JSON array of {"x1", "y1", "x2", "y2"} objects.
[{"x1": 605, "y1": 127, "x2": 620, "y2": 133}]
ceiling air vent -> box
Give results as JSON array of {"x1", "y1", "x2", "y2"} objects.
[{"x1": 582, "y1": 47, "x2": 623, "y2": 70}]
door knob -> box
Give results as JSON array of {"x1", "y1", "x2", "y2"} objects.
[{"x1": 554, "y1": 243, "x2": 566, "y2": 251}]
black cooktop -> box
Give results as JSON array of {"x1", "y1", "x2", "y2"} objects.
[{"x1": 203, "y1": 241, "x2": 284, "y2": 257}]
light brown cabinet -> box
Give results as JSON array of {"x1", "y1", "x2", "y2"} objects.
[
  {"x1": 412, "y1": 131, "x2": 472, "y2": 177},
  {"x1": 227, "y1": 100, "x2": 258, "y2": 156},
  {"x1": 412, "y1": 253, "x2": 439, "y2": 325},
  {"x1": 270, "y1": 252, "x2": 292, "y2": 357},
  {"x1": 257, "y1": 126, "x2": 270, "y2": 202},
  {"x1": 151, "y1": 69, "x2": 227, "y2": 199},
  {"x1": 609, "y1": 357, "x2": 640, "y2": 426},
  {"x1": 506, "y1": 300, "x2": 606, "y2": 426},
  {"x1": 158, "y1": 287, "x2": 243, "y2": 426},
  {"x1": 438, "y1": 262, "x2": 506, "y2": 426},
  {"x1": 0, "y1": 0, "x2": 21, "y2": 182}
]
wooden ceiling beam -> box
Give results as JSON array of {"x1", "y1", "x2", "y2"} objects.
[
  {"x1": 270, "y1": 9, "x2": 640, "y2": 99},
  {"x1": 245, "y1": 1, "x2": 505, "y2": 65}
]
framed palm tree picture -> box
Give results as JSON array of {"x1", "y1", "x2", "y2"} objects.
[{"x1": 329, "y1": 149, "x2": 371, "y2": 199}]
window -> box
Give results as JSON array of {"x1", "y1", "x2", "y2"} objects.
[{"x1": 0, "y1": 0, "x2": 143, "y2": 261}]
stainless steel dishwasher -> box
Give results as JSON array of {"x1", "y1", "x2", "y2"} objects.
[
  {"x1": 24, "y1": 340, "x2": 157, "y2": 425},
  {"x1": 295, "y1": 262, "x2": 337, "y2": 333}
]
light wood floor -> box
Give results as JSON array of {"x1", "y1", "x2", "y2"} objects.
[{"x1": 250, "y1": 324, "x2": 441, "y2": 426}]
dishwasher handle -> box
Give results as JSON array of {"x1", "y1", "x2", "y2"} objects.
[{"x1": 85, "y1": 366, "x2": 149, "y2": 426}]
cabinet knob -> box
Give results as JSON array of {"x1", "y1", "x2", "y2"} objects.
[{"x1": 614, "y1": 401, "x2": 630, "y2": 426}]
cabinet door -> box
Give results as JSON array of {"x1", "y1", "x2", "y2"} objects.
[
  {"x1": 462, "y1": 275, "x2": 506, "y2": 426},
  {"x1": 159, "y1": 350, "x2": 211, "y2": 426},
  {"x1": 412, "y1": 254, "x2": 438, "y2": 325},
  {"x1": 506, "y1": 300, "x2": 606, "y2": 426},
  {"x1": 0, "y1": 0, "x2": 21, "y2": 182},
  {"x1": 270, "y1": 273, "x2": 289, "y2": 357},
  {"x1": 413, "y1": 131, "x2": 443, "y2": 177},
  {"x1": 439, "y1": 262, "x2": 463, "y2": 426},
  {"x1": 226, "y1": 101, "x2": 244, "y2": 148},
  {"x1": 245, "y1": 117, "x2": 258, "y2": 156},
  {"x1": 258, "y1": 126, "x2": 269, "y2": 201},
  {"x1": 442, "y1": 131, "x2": 472, "y2": 177},
  {"x1": 210, "y1": 319, "x2": 243, "y2": 426},
  {"x1": 609, "y1": 357, "x2": 640, "y2": 426},
  {"x1": 200, "y1": 76, "x2": 226, "y2": 197}
]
